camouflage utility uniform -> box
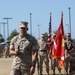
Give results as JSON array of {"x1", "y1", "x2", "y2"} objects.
[
  {"x1": 0, "y1": 44, "x2": 4, "y2": 57},
  {"x1": 38, "y1": 39, "x2": 49, "y2": 74},
  {"x1": 4, "y1": 43, "x2": 10, "y2": 58},
  {"x1": 10, "y1": 34, "x2": 38, "y2": 75},
  {"x1": 51, "y1": 39, "x2": 61, "y2": 74},
  {"x1": 65, "y1": 39, "x2": 75, "y2": 74}
]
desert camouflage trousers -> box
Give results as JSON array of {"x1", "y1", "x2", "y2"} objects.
[
  {"x1": 38, "y1": 54, "x2": 49, "y2": 73},
  {"x1": 10, "y1": 65, "x2": 30, "y2": 75}
]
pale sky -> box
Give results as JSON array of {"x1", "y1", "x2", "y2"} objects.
[{"x1": 0, "y1": 0, "x2": 75, "y2": 39}]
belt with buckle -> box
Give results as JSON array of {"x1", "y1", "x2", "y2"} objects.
[{"x1": 40, "y1": 50, "x2": 47, "y2": 52}]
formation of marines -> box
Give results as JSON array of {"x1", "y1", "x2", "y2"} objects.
[{"x1": 0, "y1": 21, "x2": 75, "y2": 75}]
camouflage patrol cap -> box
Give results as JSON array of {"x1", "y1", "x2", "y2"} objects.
[
  {"x1": 20, "y1": 21, "x2": 28, "y2": 28},
  {"x1": 41, "y1": 34, "x2": 44, "y2": 37}
]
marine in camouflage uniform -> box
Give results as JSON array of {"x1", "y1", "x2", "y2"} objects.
[
  {"x1": 51, "y1": 33, "x2": 61, "y2": 75},
  {"x1": 9, "y1": 21, "x2": 38, "y2": 75},
  {"x1": 0, "y1": 43, "x2": 4, "y2": 57},
  {"x1": 65, "y1": 33, "x2": 75, "y2": 74},
  {"x1": 38, "y1": 34, "x2": 49, "y2": 75},
  {"x1": 4, "y1": 42, "x2": 10, "y2": 58}
]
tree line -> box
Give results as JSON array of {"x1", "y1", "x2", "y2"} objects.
[{"x1": 0, "y1": 29, "x2": 19, "y2": 43}]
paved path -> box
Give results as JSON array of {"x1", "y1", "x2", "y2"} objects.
[{"x1": 0, "y1": 58, "x2": 67, "y2": 75}]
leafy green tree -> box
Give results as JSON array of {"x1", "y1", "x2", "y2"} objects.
[
  {"x1": 0, "y1": 34, "x2": 4, "y2": 43},
  {"x1": 7, "y1": 29, "x2": 19, "y2": 40}
]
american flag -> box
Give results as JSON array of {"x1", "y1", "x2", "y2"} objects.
[{"x1": 47, "y1": 13, "x2": 52, "y2": 46}]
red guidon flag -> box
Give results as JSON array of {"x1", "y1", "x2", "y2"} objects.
[{"x1": 53, "y1": 12, "x2": 65, "y2": 68}]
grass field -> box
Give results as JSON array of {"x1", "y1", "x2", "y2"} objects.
[{"x1": 0, "y1": 57, "x2": 67, "y2": 75}]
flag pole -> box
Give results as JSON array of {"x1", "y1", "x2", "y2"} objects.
[
  {"x1": 47, "y1": 12, "x2": 52, "y2": 75},
  {"x1": 68, "y1": 7, "x2": 71, "y2": 38},
  {"x1": 49, "y1": 12, "x2": 52, "y2": 75},
  {"x1": 50, "y1": 12, "x2": 52, "y2": 75},
  {"x1": 61, "y1": 11, "x2": 65, "y2": 75}
]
